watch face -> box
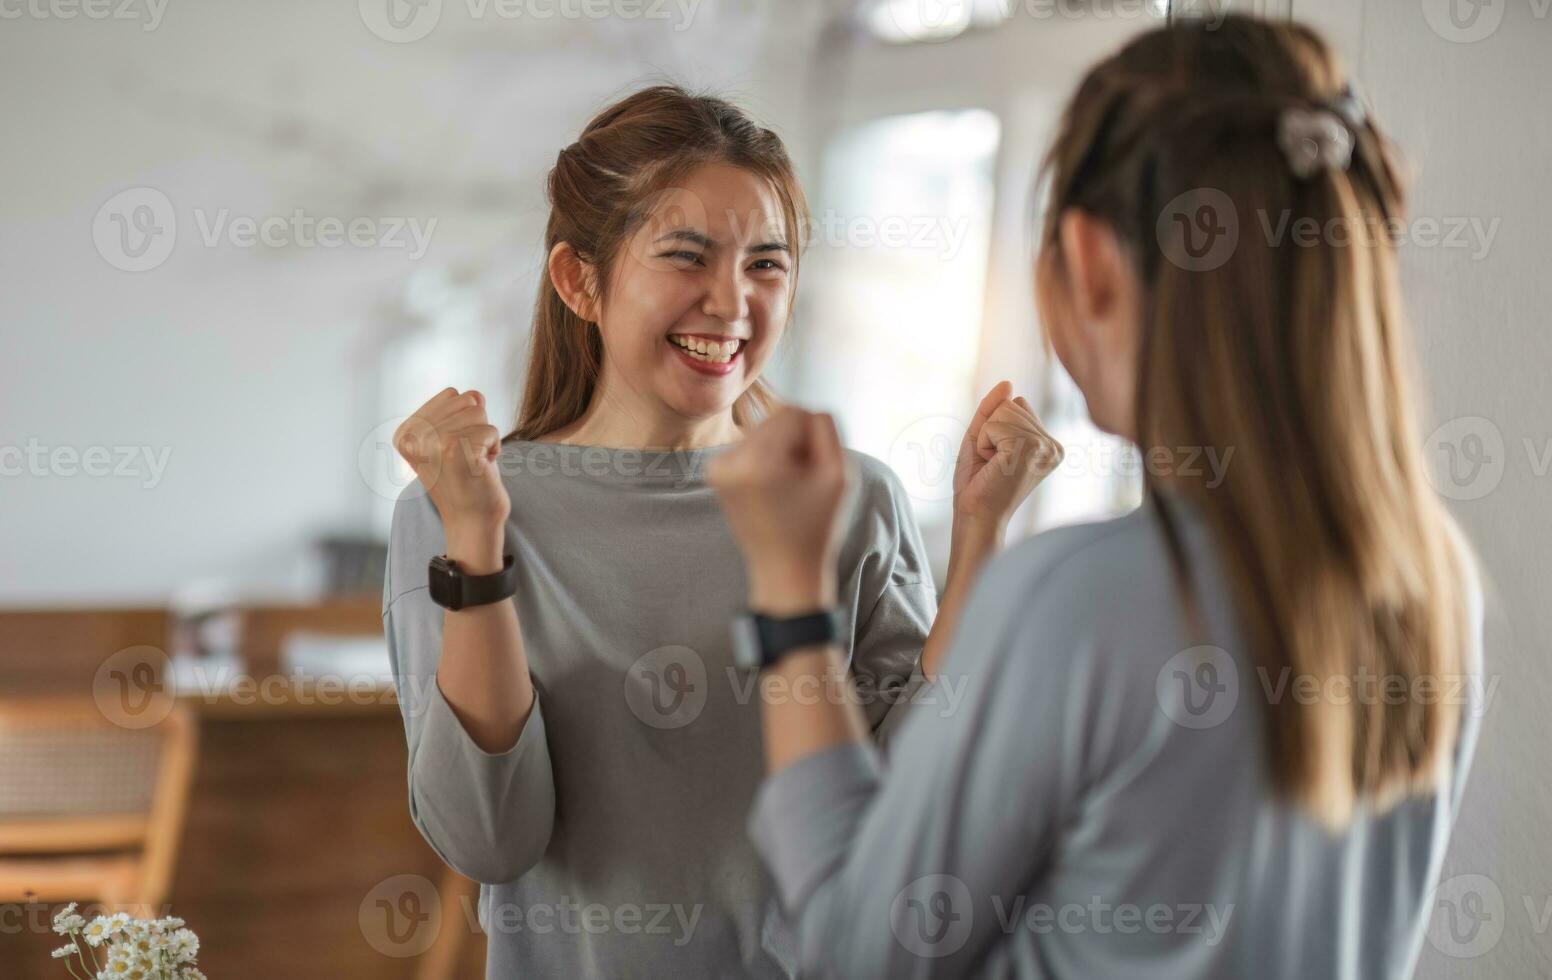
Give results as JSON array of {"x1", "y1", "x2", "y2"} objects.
[
  {"x1": 428, "y1": 557, "x2": 460, "y2": 610},
  {"x1": 729, "y1": 615, "x2": 763, "y2": 671}
]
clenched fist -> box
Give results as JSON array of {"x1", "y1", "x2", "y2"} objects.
[
  {"x1": 707, "y1": 407, "x2": 856, "y2": 614},
  {"x1": 393, "y1": 388, "x2": 511, "y2": 539},
  {"x1": 953, "y1": 380, "x2": 1064, "y2": 528}
]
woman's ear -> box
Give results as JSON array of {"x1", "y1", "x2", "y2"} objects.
[
  {"x1": 548, "y1": 241, "x2": 600, "y2": 323},
  {"x1": 1053, "y1": 207, "x2": 1142, "y2": 439},
  {"x1": 1056, "y1": 209, "x2": 1124, "y2": 326}
]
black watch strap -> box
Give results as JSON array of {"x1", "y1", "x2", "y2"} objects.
[
  {"x1": 428, "y1": 553, "x2": 519, "y2": 611},
  {"x1": 734, "y1": 607, "x2": 843, "y2": 671}
]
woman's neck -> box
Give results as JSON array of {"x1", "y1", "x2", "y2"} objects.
[{"x1": 539, "y1": 389, "x2": 742, "y2": 451}]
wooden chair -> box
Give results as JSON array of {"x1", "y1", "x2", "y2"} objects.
[
  {"x1": 414, "y1": 867, "x2": 482, "y2": 980},
  {"x1": 0, "y1": 697, "x2": 198, "y2": 919}
]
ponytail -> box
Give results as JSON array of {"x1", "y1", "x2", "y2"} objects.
[{"x1": 1039, "y1": 16, "x2": 1471, "y2": 827}]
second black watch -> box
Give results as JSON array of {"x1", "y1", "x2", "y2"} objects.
[
  {"x1": 428, "y1": 553, "x2": 519, "y2": 611},
  {"x1": 730, "y1": 607, "x2": 844, "y2": 672}
]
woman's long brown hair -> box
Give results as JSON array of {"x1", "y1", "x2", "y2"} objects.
[
  {"x1": 1039, "y1": 16, "x2": 1470, "y2": 826},
  {"x1": 507, "y1": 84, "x2": 808, "y2": 442}
]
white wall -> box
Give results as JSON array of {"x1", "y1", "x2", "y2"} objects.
[
  {"x1": 0, "y1": 2, "x2": 1143, "y2": 606},
  {"x1": 1297, "y1": 1, "x2": 1552, "y2": 976},
  {"x1": 0, "y1": 1, "x2": 829, "y2": 605}
]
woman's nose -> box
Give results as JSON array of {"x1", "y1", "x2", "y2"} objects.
[{"x1": 701, "y1": 265, "x2": 751, "y2": 323}]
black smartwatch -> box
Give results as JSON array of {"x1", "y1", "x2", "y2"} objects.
[
  {"x1": 428, "y1": 553, "x2": 519, "y2": 611},
  {"x1": 730, "y1": 607, "x2": 844, "y2": 672}
]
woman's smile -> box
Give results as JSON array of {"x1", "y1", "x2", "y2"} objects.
[{"x1": 666, "y1": 331, "x2": 748, "y2": 377}]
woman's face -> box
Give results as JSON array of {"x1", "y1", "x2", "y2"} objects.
[{"x1": 594, "y1": 162, "x2": 793, "y2": 423}]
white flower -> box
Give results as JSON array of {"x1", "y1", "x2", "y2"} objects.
[
  {"x1": 98, "y1": 943, "x2": 136, "y2": 976},
  {"x1": 56, "y1": 908, "x2": 200, "y2": 978},
  {"x1": 118, "y1": 930, "x2": 155, "y2": 959},
  {"x1": 128, "y1": 950, "x2": 156, "y2": 979},
  {"x1": 52, "y1": 902, "x2": 85, "y2": 936},
  {"x1": 167, "y1": 927, "x2": 200, "y2": 963},
  {"x1": 81, "y1": 916, "x2": 113, "y2": 947}
]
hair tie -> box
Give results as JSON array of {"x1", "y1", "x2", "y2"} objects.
[
  {"x1": 1327, "y1": 82, "x2": 1367, "y2": 130},
  {"x1": 1277, "y1": 106, "x2": 1355, "y2": 180}
]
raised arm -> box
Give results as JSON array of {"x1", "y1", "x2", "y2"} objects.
[
  {"x1": 707, "y1": 407, "x2": 1084, "y2": 977},
  {"x1": 922, "y1": 380, "x2": 1064, "y2": 680},
  {"x1": 383, "y1": 387, "x2": 556, "y2": 884}
]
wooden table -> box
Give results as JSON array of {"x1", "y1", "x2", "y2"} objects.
[{"x1": 0, "y1": 603, "x2": 487, "y2": 979}]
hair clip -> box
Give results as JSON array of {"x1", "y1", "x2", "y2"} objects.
[
  {"x1": 1326, "y1": 82, "x2": 1367, "y2": 131},
  {"x1": 1277, "y1": 107, "x2": 1355, "y2": 180}
]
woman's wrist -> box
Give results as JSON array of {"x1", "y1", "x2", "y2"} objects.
[
  {"x1": 747, "y1": 560, "x2": 836, "y2": 616},
  {"x1": 445, "y1": 520, "x2": 507, "y2": 575},
  {"x1": 948, "y1": 513, "x2": 1006, "y2": 579}
]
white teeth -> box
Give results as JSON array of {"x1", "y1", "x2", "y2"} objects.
[{"x1": 670, "y1": 336, "x2": 741, "y2": 364}]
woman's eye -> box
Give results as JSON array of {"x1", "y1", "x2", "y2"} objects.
[
  {"x1": 749, "y1": 258, "x2": 786, "y2": 273},
  {"x1": 662, "y1": 250, "x2": 703, "y2": 265}
]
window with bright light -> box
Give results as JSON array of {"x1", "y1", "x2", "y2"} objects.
[
  {"x1": 786, "y1": 109, "x2": 1000, "y2": 535},
  {"x1": 864, "y1": 0, "x2": 1010, "y2": 44},
  {"x1": 786, "y1": 104, "x2": 1141, "y2": 552}
]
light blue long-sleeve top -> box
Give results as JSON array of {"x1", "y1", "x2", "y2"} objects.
[{"x1": 749, "y1": 493, "x2": 1484, "y2": 979}]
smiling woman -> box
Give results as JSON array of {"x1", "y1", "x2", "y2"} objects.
[
  {"x1": 537, "y1": 163, "x2": 795, "y2": 428},
  {"x1": 381, "y1": 83, "x2": 1058, "y2": 980},
  {"x1": 508, "y1": 87, "x2": 809, "y2": 448}
]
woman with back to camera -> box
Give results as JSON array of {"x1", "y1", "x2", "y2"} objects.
[
  {"x1": 711, "y1": 16, "x2": 1485, "y2": 980},
  {"x1": 380, "y1": 86, "x2": 1064, "y2": 977}
]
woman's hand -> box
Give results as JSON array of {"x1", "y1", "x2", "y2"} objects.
[
  {"x1": 707, "y1": 407, "x2": 854, "y2": 614},
  {"x1": 394, "y1": 387, "x2": 511, "y2": 567},
  {"x1": 905, "y1": 382, "x2": 1062, "y2": 680},
  {"x1": 952, "y1": 380, "x2": 1064, "y2": 537}
]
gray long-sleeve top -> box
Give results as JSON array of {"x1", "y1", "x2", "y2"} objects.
[
  {"x1": 749, "y1": 494, "x2": 1485, "y2": 980},
  {"x1": 382, "y1": 439, "x2": 935, "y2": 978}
]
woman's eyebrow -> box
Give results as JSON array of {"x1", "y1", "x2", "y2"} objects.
[
  {"x1": 654, "y1": 229, "x2": 712, "y2": 248},
  {"x1": 653, "y1": 229, "x2": 788, "y2": 255}
]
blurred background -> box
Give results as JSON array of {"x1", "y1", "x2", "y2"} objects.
[{"x1": 1, "y1": 0, "x2": 1548, "y2": 977}]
